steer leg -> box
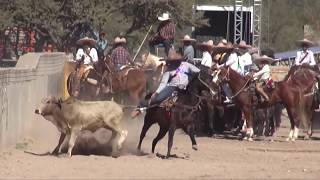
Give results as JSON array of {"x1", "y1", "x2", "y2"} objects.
[
  {"x1": 67, "y1": 129, "x2": 80, "y2": 157},
  {"x1": 52, "y1": 133, "x2": 66, "y2": 155}
]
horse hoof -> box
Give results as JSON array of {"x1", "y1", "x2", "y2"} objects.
[
  {"x1": 248, "y1": 137, "x2": 253, "y2": 142},
  {"x1": 243, "y1": 136, "x2": 248, "y2": 140},
  {"x1": 286, "y1": 138, "x2": 291, "y2": 142},
  {"x1": 147, "y1": 153, "x2": 156, "y2": 158},
  {"x1": 304, "y1": 136, "x2": 310, "y2": 140},
  {"x1": 291, "y1": 138, "x2": 296, "y2": 142},
  {"x1": 192, "y1": 145, "x2": 198, "y2": 151}
]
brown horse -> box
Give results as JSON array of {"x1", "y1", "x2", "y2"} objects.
[
  {"x1": 68, "y1": 56, "x2": 147, "y2": 104},
  {"x1": 137, "y1": 74, "x2": 210, "y2": 159},
  {"x1": 212, "y1": 67, "x2": 255, "y2": 140},
  {"x1": 102, "y1": 56, "x2": 147, "y2": 104},
  {"x1": 67, "y1": 59, "x2": 109, "y2": 101},
  {"x1": 266, "y1": 66, "x2": 319, "y2": 141}
]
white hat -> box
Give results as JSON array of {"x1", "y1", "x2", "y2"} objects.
[
  {"x1": 114, "y1": 37, "x2": 126, "y2": 44},
  {"x1": 158, "y1": 12, "x2": 171, "y2": 21},
  {"x1": 180, "y1": 35, "x2": 196, "y2": 42}
]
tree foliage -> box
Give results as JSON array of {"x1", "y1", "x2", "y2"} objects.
[{"x1": 0, "y1": 0, "x2": 207, "y2": 51}]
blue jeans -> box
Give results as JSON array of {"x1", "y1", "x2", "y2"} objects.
[
  {"x1": 139, "y1": 86, "x2": 177, "y2": 107},
  {"x1": 222, "y1": 84, "x2": 232, "y2": 98},
  {"x1": 150, "y1": 86, "x2": 177, "y2": 105}
]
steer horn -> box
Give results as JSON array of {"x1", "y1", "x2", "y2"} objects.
[{"x1": 86, "y1": 78, "x2": 98, "y2": 85}]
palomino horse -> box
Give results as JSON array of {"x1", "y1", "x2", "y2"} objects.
[
  {"x1": 141, "y1": 52, "x2": 166, "y2": 93},
  {"x1": 102, "y1": 55, "x2": 147, "y2": 104},
  {"x1": 137, "y1": 74, "x2": 211, "y2": 159},
  {"x1": 265, "y1": 66, "x2": 319, "y2": 141}
]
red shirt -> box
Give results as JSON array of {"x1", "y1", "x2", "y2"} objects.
[
  {"x1": 158, "y1": 20, "x2": 175, "y2": 41},
  {"x1": 111, "y1": 46, "x2": 132, "y2": 65}
]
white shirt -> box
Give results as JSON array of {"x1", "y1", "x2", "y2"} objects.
[
  {"x1": 220, "y1": 52, "x2": 244, "y2": 75},
  {"x1": 75, "y1": 48, "x2": 99, "y2": 65},
  {"x1": 253, "y1": 64, "x2": 270, "y2": 81},
  {"x1": 240, "y1": 52, "x2": 252, "y2": 66},
  {"x1": 201, "y1": 51, "x2": 213, "y2": 68},
  {"x1": 295, "y1": 49, "x2": 315, "y2": 66}
]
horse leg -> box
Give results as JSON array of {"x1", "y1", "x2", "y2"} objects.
[
  {"x1": 166, "y1": 125, "x2": 176, "y2": 159},
  {"x1": 286, "y1": 108, "x2": 295, "y2": 141},
  {"x1": 304, "y1": 122, "x2": 313, "y2": 140},
  {"x1": 137, "y1": 118, "x2": 154, "y2": 151},
  {"x1": 187, "y1": 125, "x2": 198, "y2": 151},
  {"x1": 151, "y1": 126, "x2": 168, "y2": 154},
  {"x1": 243, "y1": 107, "x2": 254, "y2": 141}
]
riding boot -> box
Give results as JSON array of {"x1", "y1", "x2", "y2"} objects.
[{"x1": 256, "y1": 82, "x2": 269, "y2": 102}]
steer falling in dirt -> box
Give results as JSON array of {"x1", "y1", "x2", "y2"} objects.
[{"x1": 35, "y1": 96, "x2": 128, "y2": 157}]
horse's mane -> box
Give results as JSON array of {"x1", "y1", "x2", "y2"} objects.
[
  {"x1": 226, "y1": 67, "x2": 247, "y2": 85},
  {"x1": 142, "y1": 52, "x2": 165, "y2": 69}
]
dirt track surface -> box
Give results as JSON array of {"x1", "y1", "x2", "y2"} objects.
[{"x1": 1, "y1": 114, "x2": 320, "y2": 179}]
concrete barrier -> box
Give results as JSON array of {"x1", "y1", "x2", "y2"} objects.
[{"x1": 0, "y1": 53, "x2": 66, "y2": 150}]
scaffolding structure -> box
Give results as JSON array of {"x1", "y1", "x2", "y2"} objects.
[
  {"x1": 252, "y1": 0, "x2": 262, "y2": 50},
  {"x1": 233, "y1": 0, "x2": 243, "y2": 44}
]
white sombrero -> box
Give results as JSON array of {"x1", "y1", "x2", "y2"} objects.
[
  {"x1": 76, "y1": 37, "x2": 96, "y2": 46},
  {"x1": 114, "y1": 37, "x2": 126, "y2": 44},
  {"x1": 296, "y1": 38, "x2": 314, "y2": 47},
  {"x1": 158, "y1": 12, "x2": 171, "y2": 21}
]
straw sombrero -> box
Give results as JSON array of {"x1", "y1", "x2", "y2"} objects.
[
  {"x1": 296, "y1": 38, "x2": 314, "y2": 47},
  {"x1": 180, "y1": 35, "x2": 196, "y2": 42},
  {"x1": 253, "y1": 55, "x2": 274, "y2": 65},
  {"x1": 212, "y1": 42, "x2": 228, "y2": 54},
  {"x1": 237, "y1": 40, "x2": 251, "y2": 49},
  {"x1": 76, "y1": 37, "x2": 97, "y2": 46},
  {"x1": 197, "y1": 40, "x2": 214, "y2": 51}
]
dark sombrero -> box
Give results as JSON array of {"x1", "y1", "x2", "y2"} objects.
[
  {"x1": 160, "y1": 49, "x2": 185, "y2": 62},
  {"x1": 296, "y1": 38, "x2": 314, "y2": 47},
  {"x1": 253, "y1": 54, "x2": 275, "y2": 65}
]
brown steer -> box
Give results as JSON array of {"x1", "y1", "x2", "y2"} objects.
[{"x1": 35, "y1": 96, "x2": 128, "y2": 157}]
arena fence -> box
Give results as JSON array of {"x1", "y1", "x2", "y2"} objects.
[{"x1": 0, "y1": 53, "x2": 67, "y2": 150}]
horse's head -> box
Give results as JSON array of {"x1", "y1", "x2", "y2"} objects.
[
  {"x1": 142, "y1": 52, "x2": 165, "y2": 70},
  {"x1": 211, "y1": 66, "x2": 230, "y2": 85}
]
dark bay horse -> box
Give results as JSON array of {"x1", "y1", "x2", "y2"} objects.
[
  {"x1": 137, "y1": 75, "x2": 210, "y2": 159},
  {"x1": 266, "y1": 66, "x2": 319, "y2": 141},
  {"x1": 67, "y1": 59, "x2": 109, "y2": 101}
]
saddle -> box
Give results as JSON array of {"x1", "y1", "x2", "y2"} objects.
[{"x1": 159, "y1": 91, "x2": 179, "y2": 111}]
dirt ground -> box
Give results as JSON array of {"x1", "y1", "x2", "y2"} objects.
[{"x1": 1, "y1": 113, "x2": 320, "y2": 179}]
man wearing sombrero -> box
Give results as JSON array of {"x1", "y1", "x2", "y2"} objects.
[
  {"x1": 131, "y1": 49, "x2": 200, "y2": 118},
  {"x1": 111, "y1": 37, "x2": 132, "y2": 71},
  {"x1": 237, "y1": 40, "x2": 253, "y2": 75},
  {"x1": 181, "y1": 35, "x2": 196, "y2": 64},
  {"x1": 197, "y1": 40, "x2": 214, "y2": 68},
  {"x1": 252, "y1": 54, "x2": 275, "y2": 102},
  {"x1": 75, "y1": 37, "x2": 98, "y2": 65},
  {"x1": 295, "y1": 38, "x2": 316, "y2": 66},
  {"x1": 149, "y1": 12, "x2": 175, "y2": 56}
]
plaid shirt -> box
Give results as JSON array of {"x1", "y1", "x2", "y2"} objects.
[
  {"x1": 111, "y1": 46, "x2": 132, "y2": 65},
  {"x1": 158, "y1": 20, "x2": 175, "y2": 40}
]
